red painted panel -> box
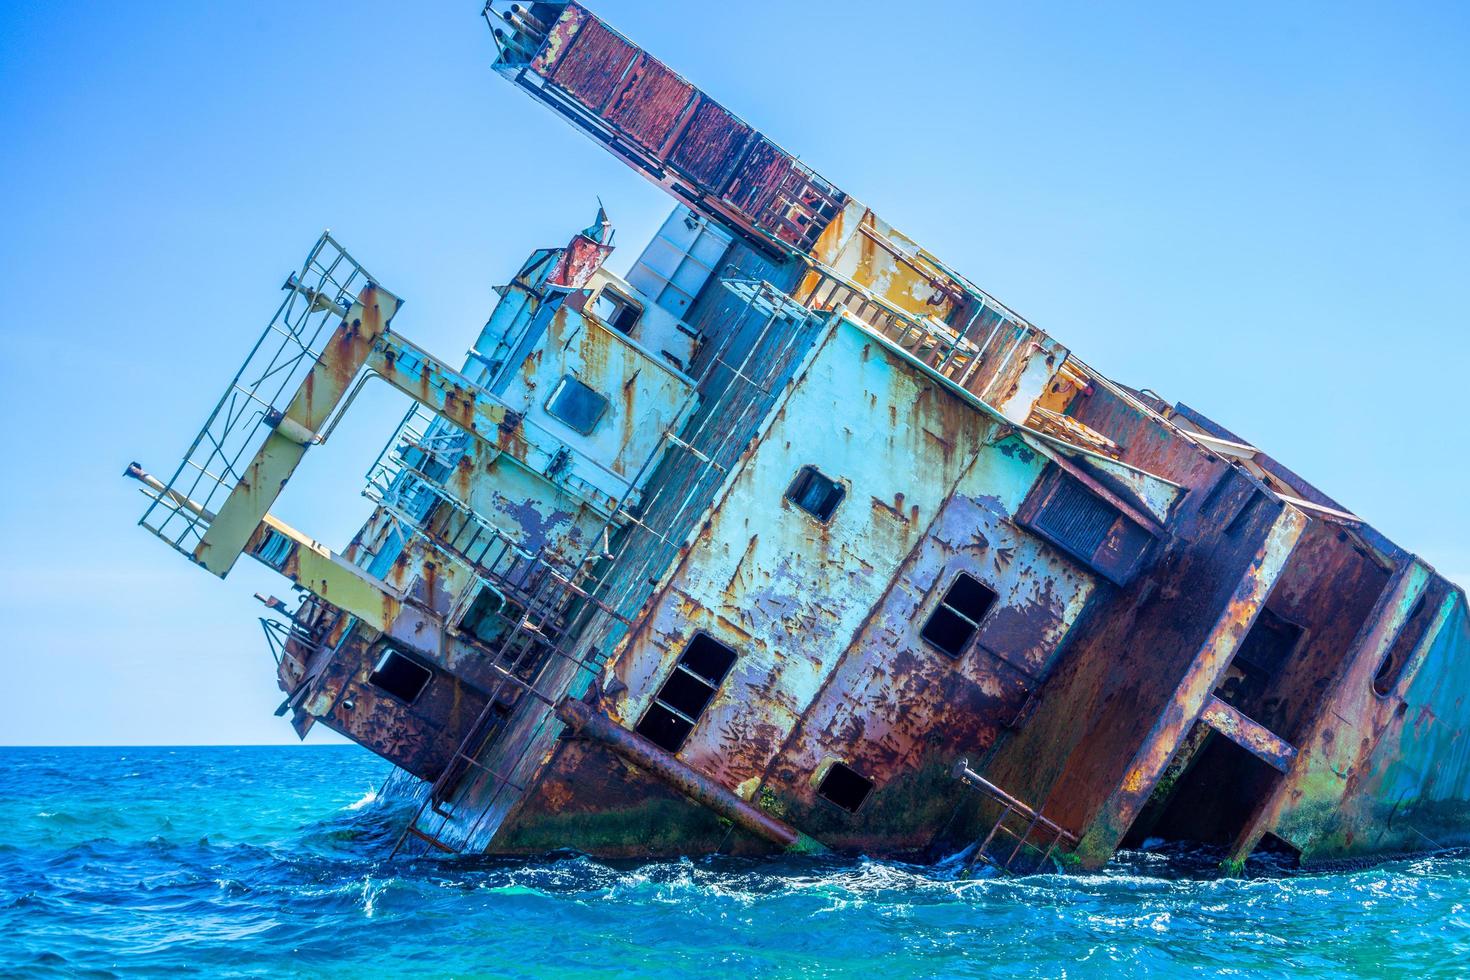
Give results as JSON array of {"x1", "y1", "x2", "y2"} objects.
[
  {"x1": 667, "y1": 95, "x2": 754, "y2": 190},
  {"x1": 548, "y1": 15, "x2": 636, "y2": 111},
  {"x1": 533, "y1": 7, "x2": 847, "y2": 255},
  {"x1": 722, "y1": 136, "x2": 793, "y2": 221},
  {"x1": 603, "y1": 52, "x2": 696, "y2": 154}
]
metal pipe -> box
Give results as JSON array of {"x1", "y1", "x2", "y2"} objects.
[
  {"x1": 124, "y1": 462, "x2": 217, "y2": 523},
  {"x1": 493, "y1": 27, "x2": 538, "y2": 60},
  {"x1": 554, "y1": 698, "x2": 824, "y2": 852},
  {"x1": 509, "y1": 4, "x2": 548, "y2": 36}
]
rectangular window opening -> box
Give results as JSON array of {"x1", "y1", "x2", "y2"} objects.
[
  {"x1": 785, "y1": 465, "x2": 845, "y2": 523},
  {"x1": 817, "y1": 761, "x2": 875, "y2": 813},
  {"x1": 920, "y1": 573, "x2": 998, "y2": 658},
  {"x1": 546, "y1": 375, "x2": 610, "y2": 435},
  {"x1": 591, "y1": 286, "x2": 642, "y2": 334},
  {"x1": 634, "y1": 633, "x2": 738, "y2": 754},
  {"x1": 368, "y1": 649, "x2": 432, "y2": 704}
]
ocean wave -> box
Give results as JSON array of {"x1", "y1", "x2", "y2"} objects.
[{"x1": 2, "y1": 747, "x2": 1467, "y2": 977}]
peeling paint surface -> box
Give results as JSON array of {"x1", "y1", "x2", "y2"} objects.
[{"x1": 125, "y1": 2, "x2": 1470, "y2": 875}]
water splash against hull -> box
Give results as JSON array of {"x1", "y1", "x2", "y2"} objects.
[{"x1": 2, "y1": 747, "x2": 1466, "y2": 978}]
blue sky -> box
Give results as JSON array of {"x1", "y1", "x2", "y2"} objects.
[{"x1": 1, "y1": 1, "x2": 1465, "y2": 745}]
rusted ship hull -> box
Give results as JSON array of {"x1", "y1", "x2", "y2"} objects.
[{"x1": 128, "y1": 2, "x2": 1470, "y2": 874}]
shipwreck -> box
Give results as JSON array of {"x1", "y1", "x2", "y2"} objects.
[{"x1": 128, "y1": 2, "x2": 1470, "y2": 874}]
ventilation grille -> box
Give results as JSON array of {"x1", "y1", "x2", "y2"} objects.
[{"x1": 1034, "y1": 479, "x2": 1117, "y2": 558}]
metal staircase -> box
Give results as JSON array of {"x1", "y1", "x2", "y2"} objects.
[
  {"x1": 388, "y1": 278, "x2": 824, "y2": 858},
  {"x1": 364, "y1": 402, "x2": 468, "y2": 516},
  {"x1": 800, "y1": 261, "x2": 1020, "y2": 392}
]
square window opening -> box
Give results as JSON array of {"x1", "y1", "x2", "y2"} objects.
[
  {"x1": 655, "y1": 669, "x2": 717, "y2": 719},
  {"x1": 921, "y1": 606, "x2": 975, "y2": 658},
  {"x1": 546, "y1": 375, "x2": 610, "y2": 435},
  {"x1": 591, "y1": 287, "x2": 642, "y2": 335},
  {"x1": 817, "y1": 762, "x2": 875, "y2": 813},
  {"x1": 785, "y1": 465, "x2": 845, "y2": 523},
  {"x1": 679, "y1": 632, "x2": 738, "y2": 685},
  {"x1": 920, "y1": 573, "x2": 998, "y2": 658},
  {"x1": 945, "y1": 574, "x2": 998, "y2": 623},
  {"x1": 368, "y1": 650, "x2": 432, "y2": 704},
  {"x1": 635, "y1": 703, "x2": 695, "y2": 753}
]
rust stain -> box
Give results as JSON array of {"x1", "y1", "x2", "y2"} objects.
[{"x1": 127, "y1": 3, "x2": 1470, "y2": 876}]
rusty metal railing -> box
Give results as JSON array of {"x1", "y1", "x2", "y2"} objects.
[
  {"x1": 952, "y1": 758, "x2": 1077, "y2": 875},
  {"x1": 137, "y1": 233, "x2": 374, "y2": 561},
  {"x1": 389, "y1": 277, "x2": 825, "y2": 857},
  {"x1": 363, "y1": 401, "x2": 468, "y2": 519},
  {"x1": 797, "y1": 262, "x2": 1025, "y2": 393}
]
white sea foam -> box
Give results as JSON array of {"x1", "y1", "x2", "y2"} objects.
[{"x1": 345, "y1": 787, "x2": 378, "y2": 811}]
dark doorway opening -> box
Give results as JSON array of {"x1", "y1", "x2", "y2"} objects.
[{"x1": 1123, "y1": 724, "x2": 1279, "y2": 850}]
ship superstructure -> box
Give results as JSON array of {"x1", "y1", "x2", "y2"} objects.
[{"x1": 129, "y1": 2, "x2": 1470, "y2": 873}]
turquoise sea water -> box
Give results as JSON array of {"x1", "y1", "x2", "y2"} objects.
[{"x1": 2, "y1": 746, "x2": 1467, "y2": 978}]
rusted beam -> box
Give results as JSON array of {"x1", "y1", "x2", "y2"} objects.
[
  {"x1": 1072, "y1": 504, "x2": 1309, "y2": 868},
  {"x1": 194, "y1": 284, "x2": 401, "y2": 576},
  {"x1": 128, "y1": 462, "x2": 412, "y2": 635},
  {"x1": 244, "y1": 515, "x2": 406, "y2": 633},
  {"x1": 554, "y1": 698, "x2": 826, "y2": 854},
  {"x1": 1200, "y1": 696, "x2": 1296, "y2": 773},
  {"x1": 1224, "y1": 559, "x2": 1433, "y2": 868},
  {"x1": 363, "y1": 331, "x2": 627, "y2": 513}
]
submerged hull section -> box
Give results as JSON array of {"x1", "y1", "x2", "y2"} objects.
[{"x1": 129, "y1": 2, "x2": 1470, "y2": 874}]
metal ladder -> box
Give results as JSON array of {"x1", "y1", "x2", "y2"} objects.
[
  {"x1": 389, "y1": 279, "x2": 824, "y2": 858},
  {"x1": 952, "y1": 759, "x2": 1076, "y2": 875},
  {"x1": 392, "y1": 537, "x2": 608, "y2": 855}
]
